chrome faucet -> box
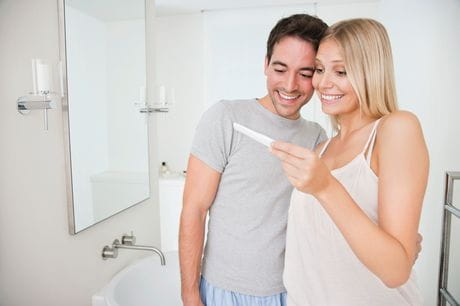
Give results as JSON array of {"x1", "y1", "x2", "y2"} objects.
[{"x1": 102, "y1": 233, "x2": 166, "y2": 265}]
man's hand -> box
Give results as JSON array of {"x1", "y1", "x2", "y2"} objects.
[{"x1": 182, "y1": 293, "x2": 204, "y2": 306}]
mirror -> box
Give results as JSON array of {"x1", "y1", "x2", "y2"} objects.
[{"x1": 61, "y1": 0, "x2": 149, "y2": 234}]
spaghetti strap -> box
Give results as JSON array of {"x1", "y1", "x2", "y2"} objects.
[
  {"x1": 363, "y1": 119, "x2": 382, "y2": 164},
  {"x1": 319, "y1": 138, "x2": 332, "y2": 157}
]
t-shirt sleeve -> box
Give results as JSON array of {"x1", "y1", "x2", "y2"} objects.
[
  {"x1": 190, "y1": 101, "x2": 234, "y2": 173},
  {"x1": 314, "y1": 124, "x2": 328, "y2": 148}
]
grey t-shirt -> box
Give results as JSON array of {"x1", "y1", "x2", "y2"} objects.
[{"x1": 191, "y1": 99, "x2": 326, "y2": 296}]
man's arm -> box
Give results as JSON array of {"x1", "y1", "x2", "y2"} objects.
[{"x1": 179, "y1": 154, "x2": 221, "y2": 306}]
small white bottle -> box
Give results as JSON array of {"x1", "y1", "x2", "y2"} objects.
[{"x1": 160, "y1": 161, "x2": 171, "y2": 177}]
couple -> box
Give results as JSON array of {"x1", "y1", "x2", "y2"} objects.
[{"x1": 179, "y1": 14, "x2": 429, "y2": 306}]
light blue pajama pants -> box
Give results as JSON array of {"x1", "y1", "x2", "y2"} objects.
[{"x1": 199, "y1": 276, "x2": 287, "y2": 306}]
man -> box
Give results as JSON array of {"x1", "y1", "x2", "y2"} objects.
[{"x1": 179, "y1": 14, "x2": 328, "y2": 306}]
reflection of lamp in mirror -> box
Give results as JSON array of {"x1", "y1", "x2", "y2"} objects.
[
  {"x1": 158, "y1": 85, "x2": 166, "y2": 106},
  {"x1": 17, "y1": 58, "x2": 58, "y2": 130},
  {"x1": 138, "y1": 84, "x2": 175, "y2": 113},
  {"x1": 135, "y1": 85, "x2": 148, "y2": 124},
  {"x1": 153, "y1": 84, "x2": 173, "y2": 109},
  {"x1": 156, "y1": 85, "x2": 175, "y2": 107}
]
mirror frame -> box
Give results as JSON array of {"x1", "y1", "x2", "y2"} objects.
[{"x1": 57, "y1": 0, "x2": 150, "y2": 234}]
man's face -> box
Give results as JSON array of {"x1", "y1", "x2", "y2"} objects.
[{"x1": 264, "y1": 36, "x2": 316, "y2": 120}]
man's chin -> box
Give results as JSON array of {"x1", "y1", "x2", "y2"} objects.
[{"x1": 275, "y1": 106, "x2": 301, "y2": 120}]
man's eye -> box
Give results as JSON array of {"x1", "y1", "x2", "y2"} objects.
[
  {"x1": 301, "y1": 74, "x2": 313, "y2": 78},
  {"x1": 274, "y1": 69, "x2": 285, "y2": 73}
]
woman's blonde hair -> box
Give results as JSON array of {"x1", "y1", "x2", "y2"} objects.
[{"x1": 322, "y1": 18, "x2": 398, "y2": 131}]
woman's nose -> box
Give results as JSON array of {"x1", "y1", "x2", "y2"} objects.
[{"x1": 318, "y1": 72, "x2": 333, "y2": 89}]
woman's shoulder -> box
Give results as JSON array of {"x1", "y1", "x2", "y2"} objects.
[
  {"x1": 379, "y1": 110, "x2": 421, "y2": 129},
  {"x1": 378, "y1": 110, "x2": 423, "y2": 138},
  {"x1": 376, "y1": 111, "x2": 426, "y2": 156}
]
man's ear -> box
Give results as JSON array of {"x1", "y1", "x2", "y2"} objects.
[{"x1": 264, "y1": 56, "x2": 269, "y2": 76}]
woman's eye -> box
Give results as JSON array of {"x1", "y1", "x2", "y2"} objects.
[
  {"x1": 315, "y1": 68, "x2": 324, "y2": 73},
  {"x1": 337, "y1": 70, "x2": 347, "y2": 76}
]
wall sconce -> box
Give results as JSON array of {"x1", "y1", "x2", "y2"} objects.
[
  {"x1": 16, "y1": 59, "x2": 58, "y2": 130},
  {"x1": 135, "y1": 85, "x2": 175, "y2": 114}
]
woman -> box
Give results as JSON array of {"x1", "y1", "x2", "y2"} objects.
[{"x1": 270, "y1": 18, "x2": 429, "y2": 305}]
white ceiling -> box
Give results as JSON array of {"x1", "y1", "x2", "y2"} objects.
[
  {"x1": 155, "y1": 0, "x2": 379, "y2": 16},
  {"x1": 66, "y1": 0, "x2": 144, "y2": 21},
  {"x1": 65, "y1": 0, "x2": 379, "y2": 21}
]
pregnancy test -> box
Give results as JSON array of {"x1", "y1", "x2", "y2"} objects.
[{"x1": 233, "y1": 123, "x2": 274, "y2": 147}]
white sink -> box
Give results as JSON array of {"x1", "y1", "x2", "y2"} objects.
[{"x1": 92, "y1": 251, "x2": 181, "y2": 306}]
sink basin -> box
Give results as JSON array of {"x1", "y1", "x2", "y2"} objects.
[{"x1": 92, "y1": 251, "x2": 181, "y2": 306}]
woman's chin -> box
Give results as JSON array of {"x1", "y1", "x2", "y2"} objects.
[{"x1": 321, "y1": 105, "x2": 339, "y2": 116}]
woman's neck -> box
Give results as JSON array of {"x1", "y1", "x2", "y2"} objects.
[{"x1": 336, "y1": 113, "x2": 375, "y2": 139}]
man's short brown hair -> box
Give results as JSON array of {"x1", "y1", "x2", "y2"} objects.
[{"x1": 266, "y1": 14, "x2": 328, "y2": 64}]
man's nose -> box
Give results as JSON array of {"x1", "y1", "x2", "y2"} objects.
[{"x1": 284, "y1": 73, "x2": 298, "y2": 92}]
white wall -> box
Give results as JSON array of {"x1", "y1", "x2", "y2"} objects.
[
  {"x1": 155, "y1": 14, "x2": 206, "y2": 173},
  {"x1": 0, "y1": 0, "x2": 161, "y2": 305},
  {"x1": 379, "y1": 0, "x2": 460, "y2": 304},
  {"x1": 203, "y1": 6, "x2": 308, "y2": 106}
]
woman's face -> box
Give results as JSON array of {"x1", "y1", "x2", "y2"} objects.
[{"x1": 312, "y1": 38, "x2": 359, "y2": 117}]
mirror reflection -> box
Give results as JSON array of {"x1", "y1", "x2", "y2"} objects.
[{"x1": 64, "y1": 0, "x2": 149, "y2": 234}]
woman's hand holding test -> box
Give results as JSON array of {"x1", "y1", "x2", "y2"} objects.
[{"x1": 270, "y1": 141, "x2": 335, "y2": 197}]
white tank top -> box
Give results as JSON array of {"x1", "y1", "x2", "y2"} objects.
[{"x1": 283, "y1": 119, "x2": 423, "y2": 306}]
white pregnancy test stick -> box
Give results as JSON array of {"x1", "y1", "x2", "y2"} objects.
[{"x1": 233, "y1": 123, "x2": 274, "y2": 147}]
